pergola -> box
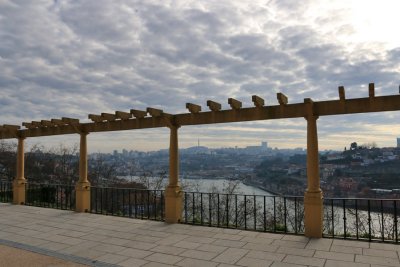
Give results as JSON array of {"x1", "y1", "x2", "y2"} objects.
[{"x1": 2, "y1": 83, "x2": 400, "y2": 238}]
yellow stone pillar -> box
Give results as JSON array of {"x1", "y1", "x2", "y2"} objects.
[
  {"x1": 165, "y1": 125, "x2": 183, "y2": 223},
  {"x1": 13, "y1": 137, "x2": 26, "y2": 205},
  {"x1": 304, "y1": 99, "x2": 323, "y2": 238},
  {"x1": 75, "y1": 132, "x2": 91, "y2": 212}
]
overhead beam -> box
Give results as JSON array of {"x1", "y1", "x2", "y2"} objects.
[
  {"x1": 369, "y1": 83, "x2": 375, "y2": 98},
  {"x1": 228, "y1": 98, "x2": 242, "y2": 110},
  {"x1": 186, "y1": 103, "x2": 201, "y2": 114},
  {"x1": 115, "y1": 111, "x2": 132, "y2": 120},
  {"x1": 130, "y1": 109, "x2": 147, "y2": 119},
  {"x1": 88, "y1": 114, "x2": 104, "y2": 123},
  {"x1": 101, "y1": 113, "x2": 117, "y2": 121},
  {"x1": 277, "y1": 93, "x2": 288, "y2": 105},
  {"x1": 338, "y1": 86, "x2": 345, "y2": 101},
  {"x1": 252, "y1": 95, "x2": 264, "y2": 108},
  {"x1": 0, "y1": 91, "x2": 399, "y2": 139},
  {"x1": 207, "y1": 100, "x2": 221, "y2": 112},
  {"x1": 147, "y1": 108, "x2": 163, "y2": 117}
]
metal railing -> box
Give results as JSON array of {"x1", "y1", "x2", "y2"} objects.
[
  {"x1": 25, "y1": 183, "x2": 76, "y2": 210},
  {"x1": 90, "y1": 187, "x2": 164, "y2": 221},
  {"x1": 324, "y1": 198, "x2": 400, "y2": 243},
  {"x1": 182, "y1": 192, "x2": 304, "y2": 234},
  {"x1": 0, "y1": 181, "x2": 12, "y2": 203}
]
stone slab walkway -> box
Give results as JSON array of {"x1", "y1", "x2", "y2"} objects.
[{"x1": 0, "y1": 203, "x2": 399, "y2": 267}]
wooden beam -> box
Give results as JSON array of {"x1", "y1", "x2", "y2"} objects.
[
  {"x1": 101, "y1": 113, "x2": 117, "y2": 121},
  {"x1": 130, "y1": 109, "x2": 147, "y2": 119},
  {"x1": 338, "y1": 86, "x2": 345, "y2": 101},
  {"x1": 51, "y1": 119, "x2": 67, "y2": 126},
  {"x1": 277, "y1": 93, "x2": 288, "y2": 105},
  {"x1": 147, "y1": 108, "x2": 163, "y2": 117},
  {"x1": 186, "y1": 103, "x2": 201, "y2": 114},
  {"x1": 22, "y1": 122, "x2": 36, "y2": 129},
  {"x1": 207, "y1": 100, "x2": 221, "y2": 112},
  {"x1": 3, "y1": 125, "x2": 20, "y2": 130},
  {"x1": 62, "y1": 117, "x2": 79, "y2": 125},
  {"x1": 31, "y1": 121, "x2": 42, "y2": 127},
  {"x1": 252, "y1": 95, "x2": 264, "y2": 107},
  {"x1": 115, "y1": 111, "x2": 132, "y2": 120},
  {"x1": 88, "y1": 114, "x2": 104, "y2": 123},
  {"x1": 41, "y1": 120, "x2": 53, "y2": 127},
  {"x1": 369, "y1": 83, "x2": 375, "y2": 98},
  {"x1": 228, "y1": 98, "x2": 242, "y2": 110}
]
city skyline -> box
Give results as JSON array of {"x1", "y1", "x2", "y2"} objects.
[{"x1": 1, "y1": 1, "x2": 400, "y2": 151}]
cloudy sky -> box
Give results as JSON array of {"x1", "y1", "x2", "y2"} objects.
[{"x1": 0, "y1": 0, "x2": 399, "y2": 152}]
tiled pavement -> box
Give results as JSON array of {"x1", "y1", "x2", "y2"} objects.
[{"x1": 1, "y1": 204, "x2": 400, "y2": 267}]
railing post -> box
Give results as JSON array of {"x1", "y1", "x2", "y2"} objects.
[
  {"x1": 304, "y1": 98, "x2": 323, "y2": 238},
  {"x1": 13, "y1": 137, "x2": 26, "y2": 204},
  {"x1": 75, "y1": 132, "x2": 90, "y2": 212},
  {"x1": 165, "y1": 124, "x2": 183, "y2": 223}
]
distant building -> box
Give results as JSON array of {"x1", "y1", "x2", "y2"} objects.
[{"x1": 397, "y1": 138, "x2": 400, "y2": 148}]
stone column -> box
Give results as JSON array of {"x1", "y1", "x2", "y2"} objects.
[
  {"x1": 13, "y1": 137, "x2": 27, "y2": 204},
  {"x1": 304, "y1": 99, "x2": 323, "y2": 238},
  {"x1": 165, "y1": 125, "x2": 183, "y2": 223},
  {"x1": 75, "y1": 132, "x2": 91, "y2": 212}
]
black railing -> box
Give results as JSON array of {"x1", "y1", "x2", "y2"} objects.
[
  {"x1": 0, "y1": 181, "x2": 12, "y2": 203},
  {"x1": 90, "y1": 187, "x2": 164, "y2": 221},
  {"x1": 182, "y1": 192, "x2": 304, "y2": 234},
  {"x1": 25, "y1": 183, "x2": 75, "y2": 210},
  {"x1": 324, "y1": 198, "x2": 400, "y2": 243}
]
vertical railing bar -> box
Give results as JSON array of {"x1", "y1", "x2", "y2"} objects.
[
  {"x1": 154, "y1": 190, "x2": 157, "y2": 220},
  {"x1": 355, "y1": 199, "x2": 359, "y2": 240},
  {"x1": 343, "y1": 199, "x2": 347, "y2": 239},
  {"x1": 273, "y1": 196, "x2": 276, "y2": 232},
  {"x1": 263, "y1": 196, "x2": 266, "y2": 232},
  {"x1": 368, "y1": 199, "x2": 372, "y2": 241},
  {"x1": 134, "y1": 190, "x2": 138, "y2": 218},
  {"x1": 226, "y1": 194, "x2": 229, "y2": 228},
  {"x1": 394, "y1": 200, "x2": 398, "y2": 243},
  {"x1": 192, "y1": 192, "x2": 195, "y2": 224},
  {"x1": 217, "y1": 194, "x2": 220, "y2": 227},
  {"x1": 209, "y1": 193, "x2": 212, "y2": 227},
  {"x1": 284, "y1": 197, "x2": 287, "y2": 233},
  {"x1": 244, "y1": 195, "x2": 247, "y2": 230},
  {"x1": 295, "y1": 197, "x2": 298, "y2": 234},
  {"x1": 253, "y1": 195, "x2": 256, "y2": 230},
  {"x1": 381, "y1": 200, "x2": 384, "y2": 242},
  {"x1": 184, "y1": 192, "x2": 188, "y2": 223},
  {"x1": 200, "y1": 193, "x2": 203, "y2": 225},
  {"x1": 331, "y1": 199, "x2": 335, "y2": 238},
  {"x1": 147, "y1": 190, "x2": 150, "y2": 219},
  {"x1": 235, "y1": 194, "x2": 238, "y2": 229}
]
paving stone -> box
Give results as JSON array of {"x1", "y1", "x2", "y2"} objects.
[
  {"x1": 179, "y1": 249, "x2": 219, "y2": 260},
  {"x1": 355, "y1": 254, "x2": 400, "y2": 266},
  {"x1": 197, "y1": 243, "x2": 228, "y2": 253},
  {"x1": 270, "y1": 262, "x2": 307, "y2": 267},
  {"x1": 246, "y1": 250, "x2": 286, "y2": 261},
  {"x1": 145, "y1": 253, "x2": 183, "y2": 265},
  {"x1": 283, "y1": 255, "x2": 325, "y2": 267},
  {"x1": 92, "y1": 243, "x2": 127, "y2": 253},
  {"x1": 243, "y1": 242, "x2": 279, "y2": 252},
  {"x1": 212, "y1": 239, "x2": 246, "y2": 248},
  {"x1": 332, "y1": 239, "x2": 369, "y2": 248},
  {"x1": 174, "y1": 240, "x2": 201, "y2": 249},
  {"x1": 330, "y1": 245, "x2": 363, "y2": 254},
  {"x1": 72, "y1": 249, "x2": 105, "y2": 260},
  {"x1": 282, "y1": 235, "x2": 310, "y2": 243},
  {"x1": 142, "y1": 262, "x2": 175, "y2": 267},
  {"x1": 236, "y1": 257, "x2": 273, "y2": 267},
  {"x1": 214, "y1": 233, "x2": 244, "y2": 241},
  {"x1": 241, "y1": 236, "x2": 274, "y2": 245},
  {"x1": 95, "y1": 253, "x2": 129, "y2": 264},
  {"x1": 176, "y1": 258, "x2": 219, "y2": 267},
  {"x1": 325, "y1": 259, "x2": 370, "y2": 267},
  {"x1": 151, "y1": 245, "x2": 187, "y2": 255},
  {"x1": 212, "y1": 247, "x2": 249, "y2": 264},
  {"x1": 370, "y1": 243, "x2": 400, "y2": 251},
  {"x1": 277, "y1": 246, "x2": 315, "y2": 257},
  {"x1": 314, "y1": 250, "x2": 354, "y2": 262},
  {"x1": 183, "y1": 236, "x2": 216, "y2": 244},
  {"x1": 273, "y1": 240, "x2": 307, "y2": 249},
  {"x1": 124, "y1": 240, "x2": 158, "y2": 250},
  {"x1": 306, "y1": 238, "x2": 332, "y2": 251},
  {"x1": 119, "y1": 257, "x2": 149, "y2": 267},
  {"x1": 363, "y1": 248, "x2": 399, "y2": 258},
  {"x1": 116, "y1": 247, "x2": 154, "y2": 258}
]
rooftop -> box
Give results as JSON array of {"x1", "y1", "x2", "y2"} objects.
[{"x1": 1, "y1": 204, "x2": 399, "y2": 267}]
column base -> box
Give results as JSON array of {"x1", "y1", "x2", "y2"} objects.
[
  {"x1": 164, "y1": 185, "x2": 183, "y2": 223},
  {"x1": 304, "y1": 189, "x2": 323, "y2": 238},
  {"x1": 12, "y1": 179, "x2": 26, "y2": 205},
  {"x1": 75, "y1": 181, "x2": 91, "y2": 212}
]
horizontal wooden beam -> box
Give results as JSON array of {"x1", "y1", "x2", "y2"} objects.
[{"x1": 0, "y1": 93, "x2": 399, "y2": 139}]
